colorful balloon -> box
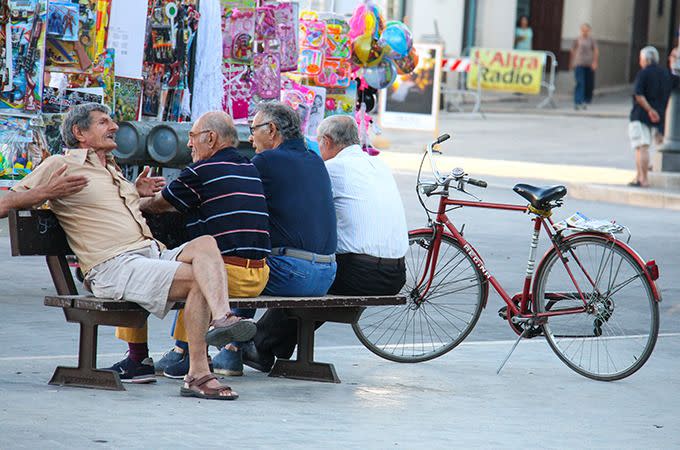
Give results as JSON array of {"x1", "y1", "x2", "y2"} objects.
[
  {"x1": 379, "y1": 21, "x2": 413, "y2": 58},
  {"x1": 393, "y1": 47, "x2": 419, "y2": 74},
  {"x1": 363, "y1": 59, "x2": 398, "y2": 89},
  {"x1": 349, "y1": 3, "x2": 385, "y2": 40},
  {"x1": 351, "y1": 34, "x2": 387, "y2": 68}
]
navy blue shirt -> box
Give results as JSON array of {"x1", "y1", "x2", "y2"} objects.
[
  {"x1": 630, "y1": 63, "x2": 673, "y2": 133},
  {"x1": 162, "y1": 147, "x2": 271, "y2": 260},
  {"x1": 251, "y1": 138, "x2": 337, "y2": 255}
]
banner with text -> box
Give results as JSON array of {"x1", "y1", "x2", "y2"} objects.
[{"x1": 467, "y1": 48, "x2": 545, "y2": 95}]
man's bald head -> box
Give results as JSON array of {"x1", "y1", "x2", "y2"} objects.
[{"x1": 197, "y1": 111, "x2": 239, "y2": 148}]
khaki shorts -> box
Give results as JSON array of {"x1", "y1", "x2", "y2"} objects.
[
  {"x1": 629, "y1": 121, "x2": 662, "y2": 149},
  {"x1": 85, "y1": 241, "x2": 186, "y2": 319}
]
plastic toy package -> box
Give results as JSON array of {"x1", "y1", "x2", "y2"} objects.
[
  {"x1": 305, "y1": 84, "x2": 326, "y2": 136},
  {"x1": 255, "y1": 5, "x2": 276, "y2": 41},
  {"x1": 0, "y1": 116, "x2": 47, "y2": 179},
  {"x1": 113, "y1": 76, "x2": 142, "y2": 122},
  {"x1": 45, "y1": 0, "x2": 112, "y2": 73},
  {"x1": 0, "y1": 0, "x2": 48, "y2": 116},
  {"x1": 281, "y1": 76, "x2": 314, "y2": 132},
  {"x1": 142, "y1": 0, "x2": 199, "y2": 120},
  {"x1": 324, "y1": 80, "x2": 357, "y2": 117},
  {"x1": 65, "y1": 47, "x2": 115, "y2": 109},
  {"x1": 223, "y1": 62, "x2": 254, "y2": 120},
  {"x1": 295, "y1": 12, "x2": 352, "y2": 89},
  {"x1": 252, "y1": 49, "x2": 280, "y2": 100},
  {"x1": 224, "y1": 7, "x2": 255, "y2": 65},
  {"x1": 262, "y1": 0, "x2": 298, "y2": 72}
]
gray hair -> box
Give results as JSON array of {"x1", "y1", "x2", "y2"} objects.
[
  {"x1": 317, "y1": 115, "x2": 360, "y2": 148},
  {"x1": 60, "y1": 103, "x2": 111, "y2": 148},
  {"x1": 640, "y1": 46, "x2": 659, "y2": 64},
  {"x1": 199, "y1": 111, "x2": 239, "y2": 146},
  {"x1": 256, "y1": 102, "x2": 303, "y2": 140}
]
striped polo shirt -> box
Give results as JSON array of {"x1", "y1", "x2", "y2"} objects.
[{"x1": 161, "y1": 147, "x2": 271, "y2": 260}]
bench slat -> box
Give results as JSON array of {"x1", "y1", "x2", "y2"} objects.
[{"x1": 44, "y1": 294, "x2": 405, "y2": 311}]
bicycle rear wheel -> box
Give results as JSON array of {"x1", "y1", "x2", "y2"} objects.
[
  {"x1": 534, "y1": 235, "x2": 659, "y2": 381},
  {"x1": 352, "y1": 230, "x2": 487, "y2": 362}
]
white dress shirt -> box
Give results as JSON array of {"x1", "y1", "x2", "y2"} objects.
[{"x1": 325, "y1": 145, "x2": 408, "y2": 258}]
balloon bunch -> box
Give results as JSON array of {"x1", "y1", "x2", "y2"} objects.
[{"x1": 349, "y1": 1, "x2": 418, "y2": 95}]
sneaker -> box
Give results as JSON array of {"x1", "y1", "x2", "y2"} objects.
[
  {"x1": 163, "y1": 353, "x2": 214, "y2": 379},
  {"x1": 154, "y1": 348, "x2": 185, "y2": 375},
  {"x1": 213, "y1": 348, "x2": 243, "y2": 376},
  {"x1": 241, "y1": 341, "x2": 275, "y2": 373},
  {"x1": 106, "y1": 356, "x2": 156, "y2": 384}
]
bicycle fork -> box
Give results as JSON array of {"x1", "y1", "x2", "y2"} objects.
[{"x1": 412, "y1": 226, "x2": 445, "y2": 305}]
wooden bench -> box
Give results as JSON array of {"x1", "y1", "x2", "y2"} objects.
[{"x1": 8, "y1": 209, "x2": 405, "y2": 390}]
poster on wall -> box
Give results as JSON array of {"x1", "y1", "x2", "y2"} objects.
[{"x1": 379, "y1": 44, "x2": 443, "y2": 132}]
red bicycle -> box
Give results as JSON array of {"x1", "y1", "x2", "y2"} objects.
[{"x1": 353, "y1": 134, "x2": 661, "y2": 381}]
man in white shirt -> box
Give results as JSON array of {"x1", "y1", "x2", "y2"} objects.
[{"x1": 317, "y1": 115, "x2": 408, "y2": 295}]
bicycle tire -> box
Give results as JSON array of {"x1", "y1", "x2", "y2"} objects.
[
  {"x1": 534, "y1": 234, "x2": 659, "y2": 381},
  {"x1": 352, "y1": 230, "x2": 487, "y2": 363}
]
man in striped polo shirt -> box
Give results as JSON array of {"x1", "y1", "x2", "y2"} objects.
[{"x1": 115, "y1": 111, "x2": 271, "y2": 379}]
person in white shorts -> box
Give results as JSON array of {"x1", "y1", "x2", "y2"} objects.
[{"x1": 628, "y1": 46, "x2": 673, "y2": 187}]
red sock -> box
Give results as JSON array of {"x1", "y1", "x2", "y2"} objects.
[{"x1": 128, "y1": 343, "x2": 149, "y2": 363}]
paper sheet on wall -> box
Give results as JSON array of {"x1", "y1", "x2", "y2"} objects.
[{"x1": 106, "y1": 0, "x2": 147, "y2": 79}]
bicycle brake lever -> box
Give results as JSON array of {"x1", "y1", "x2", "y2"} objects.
[{"x1": 457, "y1": 183, "x2": 482, "y2": 202}]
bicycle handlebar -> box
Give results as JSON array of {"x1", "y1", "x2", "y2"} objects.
[
  {"x1": 434, "y1": 133, "x2": 450, "y2": 145},
  {"x1": 467, "y1": 178, "x2": 488, "y2": 188}
]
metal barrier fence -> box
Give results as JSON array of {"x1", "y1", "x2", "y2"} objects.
[
  {"x1": 537, "y1": 50, "x2": 558, "y2": 109},
  {"x1": 440, "y1": 56, "x2": 484, "y2": 116},
  {"x1": 441, "y1": 49, "x2": 558, "y2": 113}
]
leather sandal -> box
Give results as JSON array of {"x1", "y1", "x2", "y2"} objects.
[
  {"x1": 205, "y1": 313, "x2": 257, "y2": 348},
  {"x1": 180, "y1": 374, "x2": 238, "y2": 400}
]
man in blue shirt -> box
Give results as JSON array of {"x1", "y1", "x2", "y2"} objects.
[
  {"x1": 628, "y1": 46, "x2": 673, "y2": 187},
  {"x1": 237, "y1": 102, "x2": 337, "y2": 372}
]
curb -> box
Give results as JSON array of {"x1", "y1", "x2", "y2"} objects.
[
  {"x1": 474, "y1": 107, "x2": 627, "y2": 119},
  {"x1": 567, "y1": 183, "x2": 680, "y2": 210}
]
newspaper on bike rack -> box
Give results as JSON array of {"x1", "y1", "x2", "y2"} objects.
[{"x1": 553, "y1": 212, "x2": 625, "y2": 234}]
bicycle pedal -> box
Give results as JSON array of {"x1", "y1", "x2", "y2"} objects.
[{"x1": 498, "y1": 306, "x2": 508, "y2": 320}]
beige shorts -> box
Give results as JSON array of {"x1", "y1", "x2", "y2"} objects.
[
  {"x1": 629, "y1": 121, "x2": 662, "y2": 149},
  {"x1": 85, "y1": 241, "x2": 186, "y2": 319}
]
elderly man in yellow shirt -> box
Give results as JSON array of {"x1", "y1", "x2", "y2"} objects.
[{"x1": 0, "y1": 103, "x2": 254, "y2": 400}]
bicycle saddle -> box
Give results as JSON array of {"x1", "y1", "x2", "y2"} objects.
[{"x1": 513, "y1": 183, "x2": 567, "y2": 210}]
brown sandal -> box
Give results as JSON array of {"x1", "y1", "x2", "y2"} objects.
[
  {"x1": 180, "y1": 374, "x2": 238, "y2": 400},
  {"x1": 205, "y1": 313, "x2": 257, "y2": 348}
]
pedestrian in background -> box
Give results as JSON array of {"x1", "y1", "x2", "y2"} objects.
[
  {"x1": 570, "y1": 23, "x2": 599, "y2": 110},
  {"x1": 628, "y1": 46, "x2": 672, "y2": 187},
  {"x1": 514, "y1": 15, "x2": 533, "y2": 51}
]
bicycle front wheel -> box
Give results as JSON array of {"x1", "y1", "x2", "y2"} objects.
[
  {"x1": 534, "y1": 235, "x2": 659, "y2": 381},
  {"x1": 352, "y1": 231, "x2": 487, "y2": 363}
]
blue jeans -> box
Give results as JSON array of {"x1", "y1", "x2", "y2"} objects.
[
  {"x1": 251, "y1": 255, "x2": 337, "y2": 358},
  {"x1": 263, "y1": 255, "x2": 337, "y2": 296},
  {"x1": 574, "y1": 66, "x2": 595, "y2": 105}
]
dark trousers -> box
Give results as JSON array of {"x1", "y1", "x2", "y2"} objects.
[
  {"x1": 574, "y1": 66, "x2": 595, "y2": 105},
  {"x1": 328, "y1": 253, "x2": 406, "y2": 296},
  {"x1": 254, "y1": 253, "x2": 406, "y2": 359}
]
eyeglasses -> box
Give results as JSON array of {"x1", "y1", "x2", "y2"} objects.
[
  {"x1": 188, "y1": 129, "x2": 212, "y2": 139},
  {"x1": 249, "y1": 122, "x2": 272, "y2": 135}
]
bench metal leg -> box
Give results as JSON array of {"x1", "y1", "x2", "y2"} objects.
[
  {"x1": 269, "y1": 307, "x2": 363, "y2": 384},
  {"x1": 49, "y1": 308, "x2": 148, "y2": 391}
]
